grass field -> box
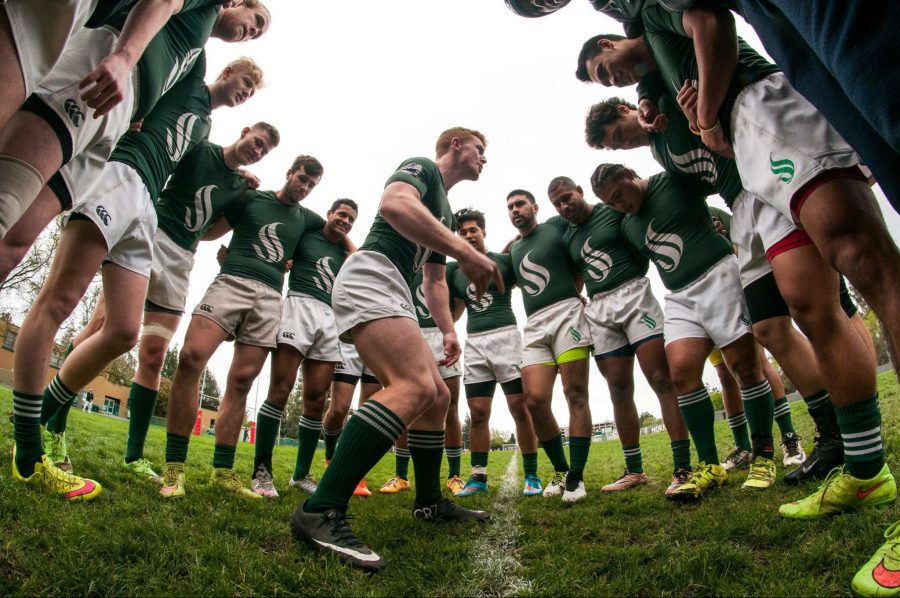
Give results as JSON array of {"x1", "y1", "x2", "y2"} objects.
[{"x1": 1, "y1": 372, "x2": 898, "y2": 596}]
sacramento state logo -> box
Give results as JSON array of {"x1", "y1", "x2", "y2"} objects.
[
  {"x1": 166, "y1": 112, "x2": 200, "y2": 161},
  {"x1": 466, "y1": 283, "x2": 493, "y2": 312},
  {"x1": 184, "y1": 185, "x2": 216, "y2": 232},
  {"x1": 314, "y1": 257, "x2": 335, "y2": 294},
  {"x1": 162, "y1": 48, "x2": 202, "y2": 96},
  {"x1": 645, "y1": 220, "x2": 683, "y2": 272},
  {"x1": 569, "y1": 327, "x2": 583, "y2": 342},
  {"x1": 415, "y1": 284, "x2": 431, "y2": 320},
  {"x1": 769, "y1": 153, "x2": 795, "y2": 183},
  {"x1": 641, "y1": 313, "x2": 657, "y2": 330},
  {"x1": 581, "y1": 238, "x2": 613, "y2": 282},
  {"x1": 669, "y1": 147, "x2": 718, "y2": 185},
  {"x1": 252, "y1": 223, "x2": 284, "y2": 263},
  {"x1": 519, "y1": 251, "x2": 550, "y2": 296}
]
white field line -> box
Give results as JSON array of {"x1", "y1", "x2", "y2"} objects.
[{"x1": 469, "y1": 451, "x2": 532, "y2": 597}]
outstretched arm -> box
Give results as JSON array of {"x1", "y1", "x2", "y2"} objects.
[{"x1": 423, "y1": 262, "x2": 460, "y2": 367}]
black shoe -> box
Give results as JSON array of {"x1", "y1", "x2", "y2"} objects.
[
  {"x1": 290, "y1": 500, "x2": 385, "y2": 571},
  {"x1": 412, "y1": 497, "x2": 490, "y2": 522},
  {"x1": 783, "y1": 434, "x2": 844, "y2": 486}
]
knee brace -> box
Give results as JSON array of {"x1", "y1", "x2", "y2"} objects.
[
  {"x1": 0, "y1": 155, "x2": 44, "y2": 239},
  {"x1": 142, "y1": 322, "x2": 175, "y2": 341}
]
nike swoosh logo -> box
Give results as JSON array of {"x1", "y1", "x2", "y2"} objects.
[
  {"x1": 873, "y1": 559, "x2": 900, "y2": 588},
  {"x1": 858, "y1": 479, "x2": 889, "y2": 500},
  {"x1": 800, "y1": 458, "x2": 819, "y2": 474},
  {"x1": 313, "y1": 539, "x2": 382, "y2": 562}
]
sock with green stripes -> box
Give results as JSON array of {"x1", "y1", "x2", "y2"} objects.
[
  {"x1": 671, "y1": 439, "x2": 692, "y2": 473},
  {"x1": 293, "y1": 415, "x2": 322, "y2": 480},
  {"x1": 740, "y1": 380, "x2": 775, "y2": 459},
  {"x1": 323, "y1": 424, "x2": 343, "y2": 461},
  {"x1": 773, "y1": 396, "x2": 796, "y2": 436},
  {"x1": 567, "y1": 436, "x2": 591, "y2": 483},
  {"x1": 213, "y1": 444, "x2": 236, "y2": 469},
  {"x1": 445, "y1": 445, "x2": 462, "y2": 479},
  {"x1": 522, "y1": 452, "x2": 538, "y2": 477},
  {"x1": 13, "y1": 391, "x2": 43, "y2": 476},
  {"x1": 124, "y1": 383, "x2": 159, "y2": 463},
  {"x1": 622, "y1": 444, "x2": 643, "y2": 473},
  {"x1": 540, "y1": 434, "x2": 570, "y2": 472},
  {"x1": 409, "y1": 429, "x2": 445, "y2": 506},
  {"x1": 836, "y1": 393, "x2": 884, "y2": 479},
  {"x1": 165, "y1": 432, "x2": 190, "y2": 463},
  {"x1": 804, "y1": 389, "x2": 840, "y2": 438},
  {"x1": 394, "y1": 446, "x2": 410, "y2": 479},
  {"x1": 727, "y1": 412, "x2": 752, "y2": 452},
  {"x1": 253, "y1": 400, "x2": 283, "y2": 474},
  {"x1": 471, "y1": 451, "x2": 489, "y2": 477},
  {"x1": 306, "y1": 401, "x2": 405, "y2": 512},
  {"x1": 678, "y1": 387, "x2": 719, "y2": 465},
  {"x1": 44, "y1": 345, "x2": 79, "y2": 435},
  {"x1": 41, "y1": 375, "x2": 75, "y2": 429}
]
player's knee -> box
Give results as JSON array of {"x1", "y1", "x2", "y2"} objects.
[
  {"x1": 430, "y1": 382, "x2": 450, "y2": 413},
  {"x1": 35, "y1": 286, "x2": 82, "y2": 326},
  {"x1": 0, "y1": 242, "x2": 29, "y2": 281},
  {"x1": 606, "y1": 381, "x2": 634, "y2": 406},
  {"x1": 138, "y1": 345, "x2": 167, "y2": 377},
  {"x1": 507, "y1": 401, "x2": 529, "y2": 423},
  {"x1": 728, "y1": 357, "x2": 762, "y2": 387},
  {"x1": 302, "y1": 394, "x2": 326, "y2": 417},
  {"x1": 470, "y1": 405, "x2": 490, "y2": 426},
  {"x1": 667, "y1": 366, "x2": 697, "y2": 395},
  {"x1": 102, "y1": 325, "x2": 140, "y2": 355},
  {"x1": 177, "y1": 345, "x2": 208, "y2": 375}
]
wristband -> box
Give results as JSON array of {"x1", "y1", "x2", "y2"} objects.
[
  {"x1": 689, "y1": 122, "x2": 702, "y2": 136},
  {"x1": 698, "y1": 119, "x2": 720, "y2": 134}
]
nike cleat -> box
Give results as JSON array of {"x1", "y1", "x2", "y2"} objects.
[
  {"x1": 523, "y1": 474, "x2": 543, "y2": 497},
  {"x1": 251, "y1": 464, "x2": 279, "y2": 499},
  {"x1": 42, "y1": 427, "x2": 73, "y2": 472},
  {"x1": 353, "y1": 479, "x2": 372, "y2": 498},
  {"x1": 290, "y1": 474, "x2": 318, "y2": 494},
  {"x1": 562, "y1": 480, "x2": 587, "y2": 503},
  {"x1": 779, "y1": 465, "x2": 896, "y2": 519},
  {"x1": 413, "y1": 498, "x2": 490, "y2": 522},
  {"x1": 446, "y1": 475, "x2": 465, "y2": 495},
  {"x1": 665, "y1": 467, "x2": 693, "y2": 497},
  {"x1": 159, "y1": 462, "x2": 186, "y2": 499},
  {"x1": 721, "y1": 446, "x2": 751, "y2": 472},
  {"x1": 291, "y1": 500, "x2": 385, "y2": 572},
  {"x1": 12, "y1": 449, "x2": 101, "y2": 501},
  {"x1": 379, "y1": 476, "x2": 411, "y2": 494},
  {"x1": 742, "y1": 456, "x2": 777, "y2": 490},
  {"x1": 455, "y1": 477, "x2": 489, "y2": 497},
  {"x1": 852, "y1": 520, "x2": 900, "y2": 597},
  {"x1": 602, "y1": 470, "x2": 649, "y2": 493},
  {"x1": 667, "y1": 462, "x2": 727, "y2": 501},
  {"x1": 122, "y1": 458, "x2": 163, "y2": 484},
  {"x1": 542, "y1": 471, "x2": 567, "y2": 498},
  {"x1": 784, "y1": 433, "x2": 843, "y2": 486},
  {"x1": 211, "y1": 468, "x2": 262, "y2": 500},
  {"x1": 781, "y1": 432, "x2": 807, "y2": 467}
]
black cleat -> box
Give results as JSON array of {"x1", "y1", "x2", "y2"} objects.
[
  {"x1": 783, "y1": 434, "x2": 844, "y2": 486},
  {"x1": 412, "y1": 497, "x2": 490, "y2": 522},
  {"x1": 290, "y1": 500, "x2": 385, "y2": 571}
]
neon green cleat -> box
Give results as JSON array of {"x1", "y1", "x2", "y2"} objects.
[
  {"x1": 12, "y1": 448, "x2": 101, "y2": 501},
  {"x1": 42, "y1": 427, "x2": 73, "y2": 472},
  {"x1": 211, "y1": 468, "x2": 262, "y2": 500},
  {"x1": 852, "y1": 520, "x2": 900, "y2": 597},
  {"x1": 667, "y1": 462, "x2": 727, "y2": 501},
  {"x1": 123, "y1": 458, "x2": 163, "y2": 484},
  {"x1": 742, "y1": 456, "x2": 776, "y2": 490},
  {"x1": 779, "y1": 465, "x2": 896, "y2": 519},
  {"x1": 159, "y1": 462, "x2": 186, "y2": 499}
]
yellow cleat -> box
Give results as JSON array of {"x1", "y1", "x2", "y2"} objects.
[
  {"x1": 446, "y1": 475, "x2": 465, "y2": 495},
  {"x1": 667, "y1": 462, "x2": 727, "y2": 501},
  {"x1": 852, "y1": 520, "x2": 900, "y2": 597},
  {"x1": 211, "y1": 468, "x2": 262, "y2": 500},
  {"x1": 779, "y1": 465, "x2": 896, "y2": 519},
  {"x1": 12, "y1": 448, "x2": 101, "y2": 501},
  {"x1": 742, "y1": 456, "x2": 776, "y2": 490},
  {"x1": 379, "y1": 476, "x2": 411, "y2": 494},
  {"x1": 159, "y1": 462, "x2": 186, "y2": 499}
]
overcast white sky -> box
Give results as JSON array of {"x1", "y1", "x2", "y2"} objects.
[{"x1": 182, "y1": 0, "x2": 900, "y2": 434}]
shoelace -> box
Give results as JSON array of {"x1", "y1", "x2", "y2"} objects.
[
  {"x1": 255, "y1": 468, "x2": 275, "y2": 489},
  {"x1": 782, "y1": 435, "x2": 802, "y2": 455},
  {"x1": 747, "y1": 460, "x2": 774, "y2": 481},
  {"x1": 724, "y1": 448, "x2": 746, "y2": 464},
  {"x1": 163, "y1": 467, "x2": 182, "y2": 486},
  {"x1": 46, "y1": 463, "x2": 82, "y2": 487},
  {"x1": 811, "y1": 466, "x2": 845, "y2": 509},
  {"x1": 673, "y1": 469, "x2": 691, "y2": 485},
  {"x1": 329, "y1": 514, "x2": 364, "y2": 548}
]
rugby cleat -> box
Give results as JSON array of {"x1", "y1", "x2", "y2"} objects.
[
  {"x1": 122, "y1": 458, "x2": 163, "y2": 484},
  {"x1": 742, "y1": 456, "x2": 777, "y2": 490},
  {"x1": 851, "y1": 520, "x2": 900, "y2": 597},
  {"x1": 721, "y1": 446, "x2": 751, "y2": 471},
  {"x1": 42, "y1": 427, "x2": 72, "y2": 472},
  {"x1": 779, "y1": 465, "x2": 896, "y2": 519},
  {"x1": 562, "y1": 480, "x2": 587, "y2": 503},
  {"x1": 665, "y1": 467, "x2": 692, "y2": 497},
  {"x1": 602, "y1": 470, "x2": 649, "y2": 493},
  {"x1": 542, "y1": 471, "x2": 567, "y2": 497},
  {"x1": 12, "y1": 448, "x2": 101, "y2": 501},
  {"x1": 780, "y1": 432, "x2": 807, "y2": 467},
  {"x1": 667, "y1": 462, "x2": 727, "y2": 501},
  {"x1": 159, "y1": 462, "x2": 186, "y2": 499},
  {"x1": 455, "y1": 477, "x2": 489, "y2": 497},
  {"x1": 211, "y1": 468, "x2": 262, "y2": 500},
  {"x1": 446, "y1": 475, "x2": 465, "y2": 495},
  {"x1": 379, "y1": 476, "x2": 411, "y2": 494},
  {"x1": 291, "y1": 500, "x2": 385, "y2": 572},
  {"x1": 250, "y1": 464, "x2": 279, "y2": 498},
  {"x1": 784, "y1": 433, "x2": 843, "y2": 485},
  {"x1": 353, "y1": 479, "x2": 372, "y2": 498},
  {"x1": 413, "y1": 498, "x2": 490, "y2": 522},
  {"x1": 523, "y1": 474, "x2": 543, "y2": 497},
  {"x1": 290, "y1": 474, "x2": 319, "y2": 494}
]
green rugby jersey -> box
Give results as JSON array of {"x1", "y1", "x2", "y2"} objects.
[
  {"x1": 105, "y1": 0, "x2": 219, "y2": 119},
  {"x1": 360, "y1": 158, "x2": 455, "y2": 286},
  {"x1": 641, "y1": 4, "x2": 779, "y2": 141},
  {"x1": 155, "y1": 140, "x2": 248, "y2": 252},
  {"x1": 110, "y1": 53, "x2": 210, "y2": 200},
  {"x1": 650, "y1": 95, "x2": 743, "y2": 208},
  {"x1": 446, "y1": 253, "x2": 518, "y2": 334},
  {"x1": 409, "y1": 268, "x2": 455, "y2": 329},
  {"x1": 509, "y1": 223, "x2": 580, "y2": 317},
  {"x1": 288, "y1": 230, "x2": 348, "y2": 305},
  {"x1": 221, "y1": 191, "x2": 326, "y2": 291},
  {"x1": 620, "y1": 172, "x2": 732, "y2": 291},
  {"x1": 547, "y1": 206, "x2": 649, "y2": 297}
]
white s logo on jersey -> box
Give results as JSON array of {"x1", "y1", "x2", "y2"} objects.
[
  {"x1": 466, "y1": 283, "x2": 493, "y2": 312},
  {"x1": 645, "y1": 220, "x2": 683, "y2": 272},
  {"x1": 253, "y1": 223, "x2": 284, "y2": 263},
  {"x1": 415, "y1": 283, "x2": 431, "y2": 320},
  {"x1": 184, "y1": 184, "x2": 216, "y2": 232},
  {"x1": 581, "y1": 238, "x2": 613, "y2": 282},
  {"x1": 162, "y1": 48, "x2": 202, "y2": 96},
  {"x1": 314, "y1": 257, "x2": 335, "y2": 294},
  {"x1": 519, "y1": 251, "x2": 550, "y2": 296},
  {"x1": 166, "y1": 112, "x2": 200, "y2": 162}
]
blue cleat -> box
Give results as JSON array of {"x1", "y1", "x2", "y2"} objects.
[
  {"x1": 455, "y1": 477, "x2": 489, "y2": 497},
  {"x1": 523, "y1": 474, "x2": 543, "y2": 497}
]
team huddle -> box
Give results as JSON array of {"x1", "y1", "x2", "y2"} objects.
[{"x1": 2, "y1": 0, "x2": 900, "y2": 594}]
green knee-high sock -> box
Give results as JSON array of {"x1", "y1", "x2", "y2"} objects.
[
  {"x1": 445, "y1": 445, "x2": 462, "y2": 478},
  {"x1": 323, "y1": 424, "x2": 343, "y2": 461},
  {"x1": 41, "y1": 375, "x2": 75, "y2": 429},
  {"x1": 622, "y1": 444, "x2": 643, "y2": 473},
  {"x1": 773, "y1": 396, "x2": 796, "y2": 436},
  {"x1": 804, "y1": 389, "x2": 840, "y2": 438},
  {"x1": 13, "y1": 391, "x2": 44, "y2": 476},
  {"x1": 45, "y1": 345, "x2": 77, "y2": 432},
  {"x1": 305, "y1": 401, "x2": 404, "y2": 512},
  {"x1": 727, "y1": 412, "x2": 752, "y2": 452},
  {"x1": 836, "y1": 393, "x2": 884, "y2": 479},
  {"x1": 408, "y1": 429, "x2": 444, "y2": 506},
  {"x1": 540, "y1": 434, "x2": 570, "y2": 472},
  {"x1": 165, "y1": 432, "x2": 190, "y2": 463},
  {"x1": 394, "y1": 446, "x2": 410, "y2": 479},
  {"x1": 293, "y1": 415, "x2": 322, "y2": 480},
  {"x1": 568, "y1": 436, "x2": 591, "y2": 482},
  {"x1": 253, "y1": 400, "x2": 283, "y2": 473},
  {"x1": 740, "y1": 380, "x2": 775, "y2": 459},
  {"x1": 124, "y1": 383, "x2": 159, "y2": 463},
  {"x1": 671, "y1": 439, "x2": 692, "y2": 472},
  {"x1": 522, "y1": 452, "x2": 538, "y2": 477},
  {"x1": 471, "y1": 451, "x2": 489, "y2": 477},
  {"x1": 678, "y1": 387, "x2": 719, "y2": 465},
  {"x1": 213, "y1": 444, "x2": 236, "y2": 469}
]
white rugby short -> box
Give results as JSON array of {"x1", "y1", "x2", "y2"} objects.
[
  {"x1": 192, "y1": 274, "x2": 282, "y2": 349},
  {"x1": 422, "y1": 326, "x2": 462, "y2": 379},
  {"x1": 521, "y1": 297, "x2": 591, "y2": 367},
  {"x1": 462, "y1": 325, "x2": 523, "y2": 385},
  {"x1": 585, "y1": 277, "x2": 663, "y2": 357},
  {"x1": 146, "y1": 228, "x2": 195, "y2": 312},
  {"x1": 334, "y1": 341, "x2": 376, "y2": 379},
  {"x1": 278, "y1": 293, "x2": 341, "y2": 362}
]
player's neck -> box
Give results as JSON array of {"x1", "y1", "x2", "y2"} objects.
[{"x1": 222, "y1": 145, "x2": 242, "y2": 170}]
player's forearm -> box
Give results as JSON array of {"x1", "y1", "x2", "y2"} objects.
[
  {"x1": 683, "y1": 5, "x2": 737, "y2": 127},
  {"x1": 380, "y1": 190, "x2": 471, "y2": 262},
  {"x1": 423, "y1": 266, "x2": 455, "y2": 336},
  {"x1": 113, "y1": 0, "x2": 185, "y2": 69},
  {"x1": 201, "y1": 216, "x2": 232, "y2": 240}
]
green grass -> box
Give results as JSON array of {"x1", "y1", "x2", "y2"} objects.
[{"x1": 0, "y1": 371, "x2": 897, "y2": 596}]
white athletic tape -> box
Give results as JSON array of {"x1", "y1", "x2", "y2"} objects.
[
  {"x1": 0, "y1": 155, "x2": 45, "y2": 239},
  {"x1": 142, "y1": 322, "x2": 175, "y2": 341}
]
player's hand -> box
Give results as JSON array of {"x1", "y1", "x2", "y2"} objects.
[
  {"x1": 128, "y1": 119, "x2": 143, "y2": 132},
  {"x1": 700, "y1": 120, "x2": 735, "y2": 159},
  {"x1": 439, "y1": 330, "x2": 461, "y2": 367},
  {"x1": 712, "y1": 216, "x2": 727, "y2": 237},
  {"x1": 638, "y1": 98, "x2": 667, "y2": 132},
  {"x1": 238, "y1": 168, "x2": 261, "y2": 189},
  {"x1": 676, "y1": 80, "x2": 699, "y2": 125},
  {"x1": 285, "y1": 258, "x2": 293, "y2": 272},
  {"x1": 459, "y1": 248, "x2": 504, "y2": 300},
  {"x1": 221, "y1": 0, "x2": 245, "y2": 6},
  {"x1": 78, "y1": 50, "x2": 133, "y2": 118},
  {"x1": 216, "y1": 244, "x2": 228, "y2": 265}
]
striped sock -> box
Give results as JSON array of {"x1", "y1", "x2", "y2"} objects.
[
  {"x1": 836, "y1": 393, "x2": 884, "y2": 479},
  {"x1": 306, "y1": 400, "x2": 404, "y2": 512},
  {"x1": 408, "y1": 429, "x2": 445, "y2": 506},
  {"x1": 13, "y1": 391, "x2": 43, "y2": 477},
  {"x1": 323, "y1": 424, "x2": 343, "y2": 461},
  {"x1": 41, "y1": 375, "x2": 75, "y2": 427},
  {"x1": 254, "y1": 400, "x2": 283, "y2": 473},
  {"x1": 540, "y1": 434, "x2": 570, "y2": 472},
  {"x1": 293, "y1": 415, "x2": 322, "y2": 480},
  {"x1": 740, "y1": 380, "x2": 775, "y2": 458},
  {"x1": 671, "y1": 439, "x2": 692, "y2": 472},
  {"x1": 727, "y1": 412, "x2": 752, "y2": 452},
  {"x1": 445, "y1": 445, "x2": 462, "y2": 478},
  {"x1": 804, "y1": 389, "x2": 840, "y2": 438},
  {"x1": 622, "y1": 444, "x2": 643, "y2": 473},
  {"x1": 678, "y1": 387, "x2": 719, "y2": 465},
  {"x1": 165, "y1": 433, "x2": 190, "y2": 463},
  {"x1": 773, "y1": 396, "x2": 796, "y2": 436},
  {"x1": 394, "y1": 446, "x2": 410, "y2": 479}
]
